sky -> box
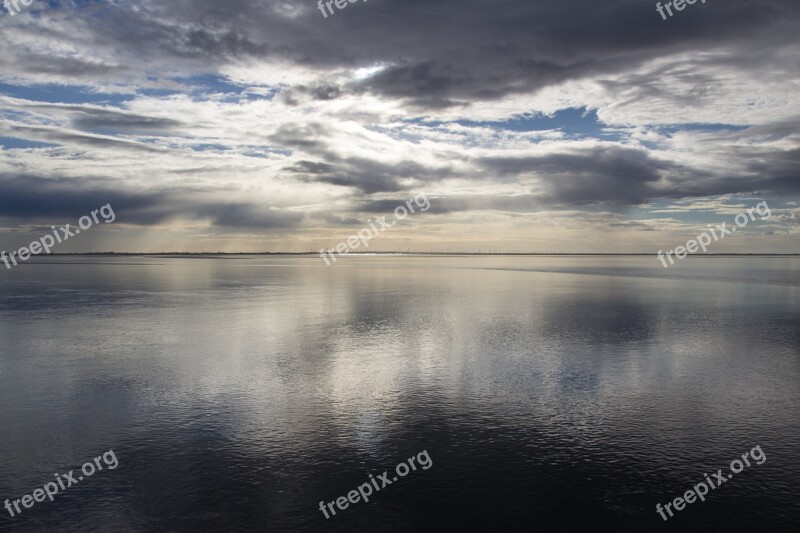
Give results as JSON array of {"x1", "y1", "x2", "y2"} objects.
[{"x1": 0, "y1": 0, "x2": 798, "y2": 253}]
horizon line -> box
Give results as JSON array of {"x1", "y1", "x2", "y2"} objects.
[{"x1": 18, "y1": 252, "x2": 800, "y2": 257}]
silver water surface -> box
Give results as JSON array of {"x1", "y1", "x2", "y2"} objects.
[{"x1": 1, "y1": 256, "x2": 799, "y2": 531}]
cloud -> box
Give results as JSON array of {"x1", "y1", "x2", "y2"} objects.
[
  {"x1": 0, "y1": 174, "x2": 304, "y2": 229},
  {"x1": 0, "y1": 0, "x2": 798, "y2": 251},
  {"x1": 194, "y1": 203, "x2": 304, "y2": 229},
  {"x1": 0, "y1": 123, "x2": 166, "y2": 152},
  {"x1": 0, "y1": 174, "x2": 163, "y2": 221}
]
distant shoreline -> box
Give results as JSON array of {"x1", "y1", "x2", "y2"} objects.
[{"x1": 19, "y1": 253, "x2": 800, "y2": 257}]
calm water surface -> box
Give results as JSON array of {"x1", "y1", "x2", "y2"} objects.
[{"x1": 1, "y1": 256, "x2": 799, "y2": 532}]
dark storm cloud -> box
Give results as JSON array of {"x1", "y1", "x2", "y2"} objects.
[
  {"x1": 19, "y1": 55, "x2": 122, "y2": 78},
  {"x1": 274, "y1": 124, "x2": 456, "y2": 193},
  {"x1": 354, "y1": 138, "x2": 799, "y2": 213},
  {"x1": 736, "y1": 147, "x2": 800, "y2": 195},
  {"x1": 0, "y1": 175, "x2": 162, "y2": 221},
  {"x1": 479, "y1": 146, "x2": 673, "y2": 206},
  {"x1": 287, "y1": 159, "x2": 402, "y2": 193},
  {"x1": 0, "y1": 175, "x2": 304, "y2": 229},
  {"x1": 70, "y1": 110, "x2": 182, "y2": 134},
  {"x1": 1, "y1": 0, "x2": 790, "y2": 109},
  {"x1": 181, "y1": 28, "x2": 270, "y2": 58},
  {"x1": 26, "y1": 0, "x2": 794, "y2": 108},
  {"x1": 287, "y1": 157, "x2": 413, "y2": 194},
  {"x1": 327, "y1": 0, "x2": 795, "y2": 109},
  {"x1": 9, "y1": 102, "x2": 183, "y2": 134},
  {"x1": 287, "y1": 155, "x2": 456, "y2": 194},
  {"x1": 279, "y1": 84, "x2": 342, "y2": 105},
  {"x1": 269, "y1": 123, "x2": 329, "y2": 152},
  {"x1": 194, "y1": 204, "x2": 304, "y2": 229}
]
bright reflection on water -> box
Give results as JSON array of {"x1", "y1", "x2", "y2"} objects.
[{"x1": 1, "y1": 256, "x2": 799, "y2": 531}]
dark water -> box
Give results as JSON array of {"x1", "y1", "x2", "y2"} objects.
[{"x1": 1, "y1": 256, "x2": 799, "y2": 532}]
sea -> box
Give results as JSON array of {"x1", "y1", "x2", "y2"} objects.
[{"x1": 1, "y1": 255, "x2": 798, "y2": 531}]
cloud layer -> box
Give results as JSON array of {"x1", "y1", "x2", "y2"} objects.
[{"x1": 0, "y1": 0, "x2": 798, "y2": 252}]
